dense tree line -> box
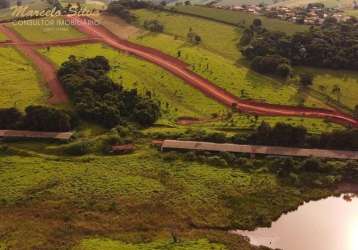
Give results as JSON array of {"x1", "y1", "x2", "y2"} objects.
[
  {"x1": 247, "y1": 122, "x2": 307, "y2": 147},
  {"x1": 241, "y1": 18, "x2": 358, "y2": 72},
  {"x1": 57, "y1": 56, "x2": 160, "y2": 128},
  {"x1": 0, "y1": 106, "x2": 74, "y2": 132},
  {"x1": 245, "y1": 122, "x2": 358, "y2": 150}
]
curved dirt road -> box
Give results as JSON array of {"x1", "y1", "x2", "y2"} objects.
[
  {"x1": 66, "y1": 16, "x2": 358, "y2": 127},
  {"x1": 1, "y1": 18, "x2": 357, "y2": 127},
  {"x1": 0, "y1": 24, "x2": 68, "y2": 104}
]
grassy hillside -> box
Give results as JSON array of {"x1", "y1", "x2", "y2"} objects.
[
  {"x1": 132, "y1": 10, "x2": 327, "y2": 109},
  {"x1": 297, "y1": 67, "x2": 358, "y2": 110},
  {"x1": 0, "y1": 47, "x2": 48, "y2": 109},
  {"x1": 133, "y1": 9, "x2": 241, "y2": 60},
  {"x1": 139, "y1": 8, "x2": 358, "y2": 115},
  {"x1": 172, "y1": 5, "x2": 308, "y2": 35},
  {"x1": 40, "y1": 43, "x2": 226, "y2": 121},
  {"x1": 9, "y1": 17, "x2": 85, "y2": 42},
  {"x1": 131, "y1": 32, "x2": 325, "y2": 109}
]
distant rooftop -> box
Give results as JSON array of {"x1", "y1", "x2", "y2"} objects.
[{"x1": 0, "y1": 130, "x2": 73, "y2": 141}]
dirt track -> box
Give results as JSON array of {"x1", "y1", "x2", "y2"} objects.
[
  {"x1": 0, "y1": 25, "x2": 68, "y2": 104},
  {"x1": 64, "y1": 16, "x2": 358, "y2": 127},
  {"x1": 1, "y1": 17, "x2": 358, "y2": 127}
]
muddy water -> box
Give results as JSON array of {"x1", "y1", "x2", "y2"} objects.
[{"x1": 232, "y1": 194, "x2": 358, "y2": 250}]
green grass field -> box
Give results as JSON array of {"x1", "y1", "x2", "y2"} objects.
[
  {"x1": 297, "y1": 67, "x2": 358, "y2": 110},
  {"x1": 0, "y1": 47, "x2": 48, "y2": 109},
  {"x1": 0, "y1": 144, "x2": 330, "y2": 249},
  {"x1": 40, "y1": 43, "x2": 226, "y2": 121},
  {"x1": 133, "y1": 9, "x2": 241, "y2": 60},
  {"x1": 196, "y1": 115, "x2": 343, "y2": 134},
  {"x1": 9, "y1": 17, "x2": 85, "y2": 42},
  {"x1": 172, "y1": 5, "x2": 308, "y2": 35},
  {"x1": 132, "y1": 33, "x2": 326, "y2": 109},
  {"x1": 73, "y1": 238, "x2": 227, "y2": 250}
]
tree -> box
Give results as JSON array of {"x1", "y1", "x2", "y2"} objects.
[
  {"x1": 107, "y1": 1, "x2": 136, "y2": 23},
  {"x1": 0, "y1": 108, "x2": 23, "y2": 129},
  {"x1": 276, "y1": 63, "x2": 292, "y2": 78},
  {"x1": 331, "y1": 84, "x2": 341, "y2": 102},
  {"x1": 58, "y1": 56, "x2": 160, "y2": 128},
  {"x1": 300, "y1": 157, "x2": 323, "y2": 172},
  {"x1": 143, "y1": 20, "x2": 164, "y2": 32},
  {"x1": 252, "y1": 18, "x2": 262, "y2": 27},
  {"x1": 24, "y1": 106, "x2": 72, "y2": 132},
  {"x1": 299, "y1": 73, "x2": 314, "y2": 87},
  {"x1": 239, "y1": 29, "x2": 254, "y2": 46},
  {"x1": 187, "y1": 31, "x2": 201, "y2": 45},
  {"x1": 250, "y1": 55, "x2": 290, "y2": 76}
]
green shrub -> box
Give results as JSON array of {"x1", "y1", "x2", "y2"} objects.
[{"x1": 63, "y1": 141, "x2": 91, "y2": 156}]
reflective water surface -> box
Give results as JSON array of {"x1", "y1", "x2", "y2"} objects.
[{"x1": 232, "y1": 194, "x2": 358, "y2": 250}]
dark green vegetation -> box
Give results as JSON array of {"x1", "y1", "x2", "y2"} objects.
[
  {"x1": 58, "y1": 56, "x2": 160, "y2": 128},
  {"x1": 0, "y1": 129, "x2": 337, "y2": 249},
  {"x1": 143, "y1": 19, "x2": 164, "y2": 32},
  {"x1": 247, "y1": 122, "x2": 358, "y2": 150},
  {"x1": 0, "y1": 105, "x2": 75, "y2": 132},
  {"x1": 241, "y1": 18, "x2": 358, "y2": 71}
]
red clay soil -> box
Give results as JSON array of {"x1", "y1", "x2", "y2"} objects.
[
  {"x1": 0, "y1": 25, "x2": 68, "y2": 104},
  {"x1": 65, "y1": 16, "x2": 358, "y2": 127}
]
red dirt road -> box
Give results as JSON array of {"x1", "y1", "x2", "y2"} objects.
[
  {"x1": 66, "y1": 16, "x2": 358, "y2": 127},
  {"x1": 0, "y1": 24, "x2": 68, "y2": 104},
  {"x1": 1, "y1": 17, "x2": 357, "y2": 127}
]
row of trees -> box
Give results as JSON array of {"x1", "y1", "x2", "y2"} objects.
[
  {"x1": 0, "y1": 106, "x2": 75, "y2": 132},
  {"x1": 241, "y1": 18, "x2": 358, "y2": 72},
  {"x1": 57, "y1": 56, "x2": 160, "y2": 128},
  {"x1": 246, "y1": 122, "x2": 358, "y2": 150}
]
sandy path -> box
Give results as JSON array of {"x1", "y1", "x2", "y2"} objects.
[
  {"x1": 0, "y1": 24, "x2": 68, "y2": 104},
  {"x1": 65, "y1": 16, "x2": 358, "y2": 127}
]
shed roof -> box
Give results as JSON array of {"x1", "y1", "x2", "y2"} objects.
[{"x1": 161, "y1": 140, "x2": 358, "y2": 160}]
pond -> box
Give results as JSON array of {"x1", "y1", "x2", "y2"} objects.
[{"x1": 232, "y1": 193, "x2": 358, "y2": 250}]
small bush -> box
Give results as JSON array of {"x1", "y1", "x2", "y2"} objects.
[{"x1": 63, "y1": 141, "x2": 91, "y2": 156}]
